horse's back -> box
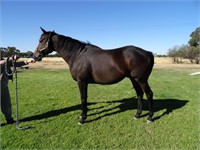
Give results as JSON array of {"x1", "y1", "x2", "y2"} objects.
[
  {"x1": 86, "y1": 44, "x2": 154, "y2": 80},
  {"x1": 89, "y1": 45, "x2": 154, "y2": 82}
]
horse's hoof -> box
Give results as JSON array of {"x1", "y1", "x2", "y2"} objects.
[
  {"x1": 147, "y1": 120, "x2": 152, "y2": 124},
  {"x1": 134, "y1": 113, "x2": 141, "y2": 119},
  {"x1": 78, "y1": 121, "x2": 83, "y2": 125},
  {"x1": 78, "y1": 119, "x2": 85, "y2": 125},
  {"x1": 133, "y1": 116, "x2": 138, "y2": 120}
]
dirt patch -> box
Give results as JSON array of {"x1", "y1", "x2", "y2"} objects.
[
  {"x1": 19, "y1": 57, "x2": 69, "y2": 70},
  {"x1": 18, "y1": 57, "x2": 200, "y2": 70},
  {"x1": 155, "y1": 57, "x2": 191, "y2": 64}
]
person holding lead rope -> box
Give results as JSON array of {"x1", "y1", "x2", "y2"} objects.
[{"x1": 0, "y1": 55, "x2": 35, "y2": 125}]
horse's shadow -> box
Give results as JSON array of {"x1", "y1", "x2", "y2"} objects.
[
  {"x1": 20, "y1": 98, "x2": 189, "y2": 123},
  {"x1": 86, "y1": 98, "x2": 189, "y2": 123}
]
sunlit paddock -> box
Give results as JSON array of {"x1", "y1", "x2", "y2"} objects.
[{"x1": 1, "y1": 58, "x2": 199, "y2": 149}]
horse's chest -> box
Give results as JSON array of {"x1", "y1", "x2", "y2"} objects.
[{"x1": 70, "y1": 65, "x2": 91, "y2": 81}]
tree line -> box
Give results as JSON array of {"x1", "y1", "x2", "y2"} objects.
[
  {"x1": 0, "y1": 46, "x2": 33, "y2": 58},
  {"x1": 167, "y1": 27, "x2": 200, "y2": 64},
  {"x1": 0, "y1": 46, "x2": 59, "y2": 58}
]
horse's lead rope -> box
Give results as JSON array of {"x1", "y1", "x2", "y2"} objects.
[{"x1": 5, "y1": 56, "x2": 31, "y2": 130}]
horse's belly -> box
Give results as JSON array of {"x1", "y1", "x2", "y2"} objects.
[{"x1": 92, "y1": 68, "x2": 126, "y2": 84}]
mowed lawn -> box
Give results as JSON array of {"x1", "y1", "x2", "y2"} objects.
[{"x1": 1, "y1": 65, "x2": 199, "y2": 149}]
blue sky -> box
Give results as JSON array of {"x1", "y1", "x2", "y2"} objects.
[{"x1": 1, "y1": 0, "x2": 199, "y2": 54}]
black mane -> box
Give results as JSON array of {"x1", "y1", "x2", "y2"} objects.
[
  {"x1": 55, "y1": 33, "x2": 87, "y2": 54},
  {"x1": 55, "y1": 33, "x2": 87, "y2": 60}
]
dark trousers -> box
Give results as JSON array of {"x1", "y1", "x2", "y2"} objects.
[{"x1": 1, "y1": 72, "x2": 12, "y2": 120}]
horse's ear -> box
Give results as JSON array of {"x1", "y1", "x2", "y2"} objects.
[{"x1": 40, "y1": 27, "x2": 47, "y2": 34}]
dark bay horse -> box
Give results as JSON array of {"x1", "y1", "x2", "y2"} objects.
[{"x1": 33, "y1": 27, "x2": 154, "y2": 124}]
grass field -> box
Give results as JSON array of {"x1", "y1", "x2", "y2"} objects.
[{"x1": 0, "y1": 62, "x2": 200, "y2": 149}]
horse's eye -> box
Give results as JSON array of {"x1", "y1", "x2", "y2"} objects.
[{"x1": 39, "y1": 38, "x2": 45, "y2": 43}]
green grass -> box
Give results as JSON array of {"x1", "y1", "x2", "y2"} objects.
[{"x1": 1, "y1": 66, "x2": 200, "y2": 149}]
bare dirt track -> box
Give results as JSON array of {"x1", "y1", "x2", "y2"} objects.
[
  {"x1": 19, "y1": 57, "x2": 200, "y2": 70},
  {"x1": 20, "y1": 57, "x2": 69, "y2": 70}
]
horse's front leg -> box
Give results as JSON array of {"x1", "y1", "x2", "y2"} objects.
[{"x1": 77, "y1": 81, "x2": 88, "y2": 125}]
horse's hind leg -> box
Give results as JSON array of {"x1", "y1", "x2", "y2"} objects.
[
  {"x1": 138, "y1": 81, "x2": 153, "y2": 123},
  {"x1": 130, "y1": 78, "x2": 144, "y2": 119}
]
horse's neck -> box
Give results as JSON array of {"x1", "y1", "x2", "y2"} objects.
[{"x1": 52, "y1": 34, "x2": 83, "y2": 67}]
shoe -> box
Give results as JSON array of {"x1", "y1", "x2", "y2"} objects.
[{"x1": 6, "y1": 118, "x2": 15, "y2": 124}]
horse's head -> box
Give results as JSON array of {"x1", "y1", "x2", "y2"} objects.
[{"x1": 33, "y1": 27, "x2": 55, "y2": 61}]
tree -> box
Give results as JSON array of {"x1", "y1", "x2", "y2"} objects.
[
  {"x1": 167, "y1": 46, "x2": 179, "y2": 57},
  {"x1": 167, "y1": 46, "x2": 181, "y2": 63},
  {"x1": 167, "y1": 27, "x2": 200, "y2": 64},
  {"x1": 0, "y1": 47, "x2": 8, "y2": 57},
  {"x1": 7, "y1": 46, "x2": 20, "y2": 56},
  {"x1": 188, "y1": 27, "x2": 200, "y2": 47},
  {"x1": 188, "y1": 27, "x2": 200, "y2": 64},
  {"x1": 188, "y1": 45, "x2": 200, "y2": 64}
]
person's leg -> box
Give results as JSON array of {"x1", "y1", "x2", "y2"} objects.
[{"x1": 1, "y1": 74, "x2": 14, "y2": 124}]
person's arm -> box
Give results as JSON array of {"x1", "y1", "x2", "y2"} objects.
[
  {"x1": 0, "y1": 57, "x2": 13, "y2": 65},
  {"x1": 1, "y1": 56, "x2": 35, "y2": 67},
  {"x1": 15, "y1": 59, "x2": 36, "y2": 67},
  {"x1": 15, "y1": 61, "x2": 27, "y2": 67}
]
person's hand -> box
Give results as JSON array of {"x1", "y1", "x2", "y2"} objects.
[
  {"x1": 26, "y1": 58, "x2": 36, "y2": 63},
  {"x1": 9, "y1": 55, "x2": 20, "y2": 61}
]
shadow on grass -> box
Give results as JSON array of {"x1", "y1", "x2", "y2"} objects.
[
  {"x1": 20, "y1": 98, "x2": 188, "y2": 123},
  {"x1": 86, "y1": 98, "x2": 189, "y2": 123}
]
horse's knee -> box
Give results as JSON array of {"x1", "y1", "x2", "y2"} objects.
[{"x1": 147, "y1": 90, "x2": 153, "y2": 100}]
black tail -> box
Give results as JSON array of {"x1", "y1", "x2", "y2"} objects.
[
  {"x1": 148, "y1": 51, "x2": 154, "y2": 73},
  {"x1": 143, "y1": 51, "x2": 154, "y2": 81}
]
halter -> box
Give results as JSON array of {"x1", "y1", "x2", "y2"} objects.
[
  {"x1": 33, "y1": 32, "x2": 54, "y2": 61},
  {"x1": 39, "y1": 40, "x2": 49, "y2": 52}
]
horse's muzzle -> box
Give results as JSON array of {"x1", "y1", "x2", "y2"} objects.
[{"x1": 33, "y1": 56, "x2": 43, "y2": 61}]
